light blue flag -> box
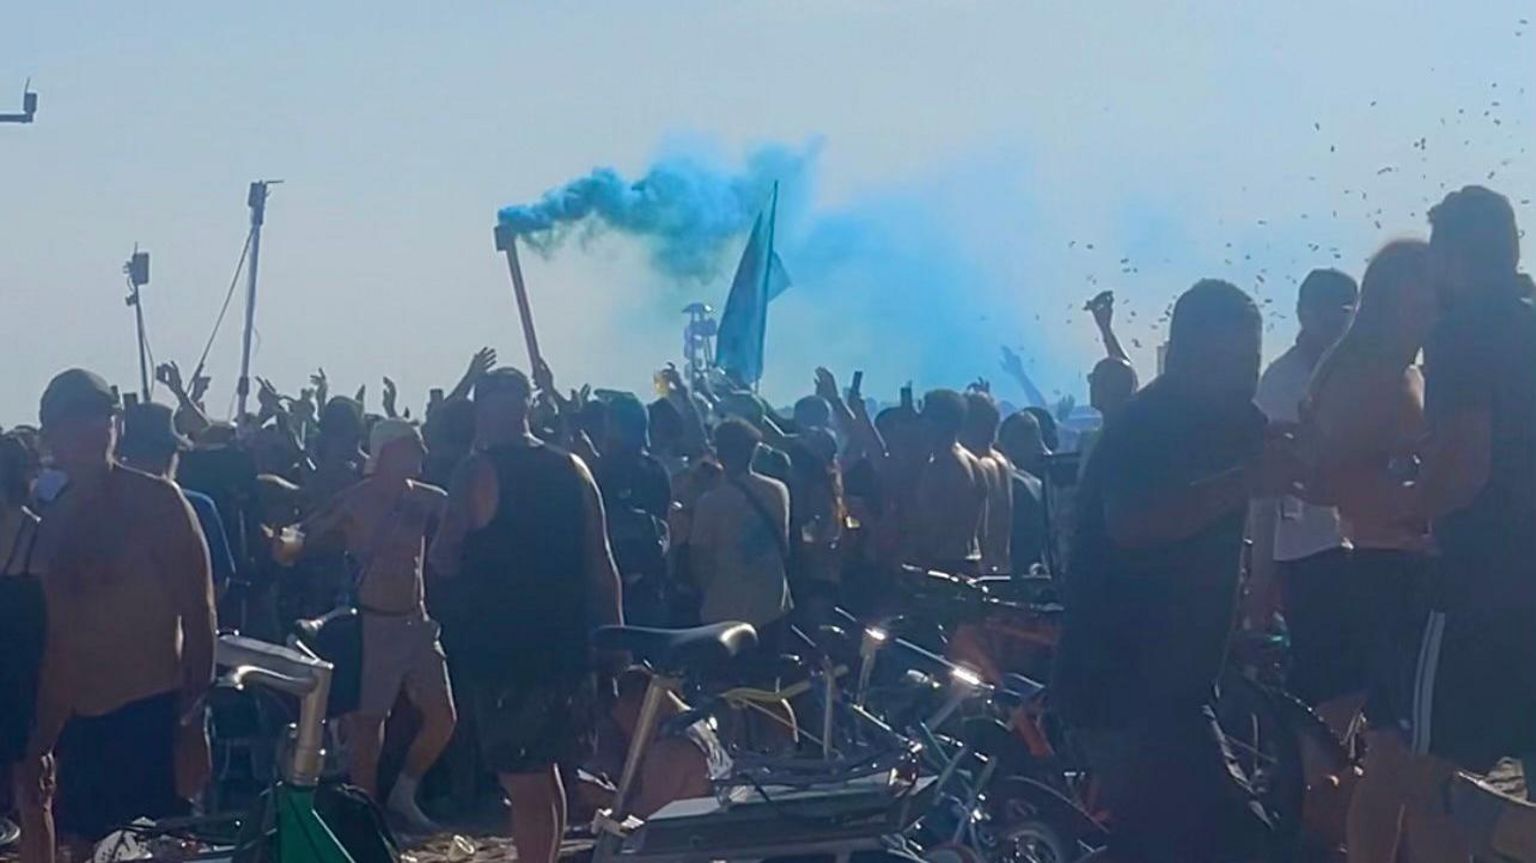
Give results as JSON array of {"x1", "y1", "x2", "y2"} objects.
[{"x1": 716, "y1": 186, "x2": 789, "y2": 385}]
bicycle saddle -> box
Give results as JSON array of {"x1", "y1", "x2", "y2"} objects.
[{"x1": 593, "y1": 622, "x2": 758, "y2": 675}]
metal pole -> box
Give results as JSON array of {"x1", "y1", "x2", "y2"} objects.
[
  {"x1": 132, "y1": 284, "x2": 150, "y2": 400},
  {"x1": 237, "y1": 181, "x2": 269, "y2": 420},
  {"x1": 494, "y1": 224, "x2": 543, "y2": 372}
]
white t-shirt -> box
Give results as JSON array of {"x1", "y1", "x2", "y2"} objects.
[
  {"x1": 1256, "y1": 345, "x2": 1347, "y2": 562},
  {"x1": 691, "y1": 472, "x2": 794, "y2": 628}
]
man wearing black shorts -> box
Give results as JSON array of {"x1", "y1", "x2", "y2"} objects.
[
  {"x1": 1052, "y1": 280, "x2": 1294, "y2": 863},
  {"x1": 431, "y1": 368, "x2": 622, "y2": 863},
  {"x1": 1403, "y1": 186, "x2": 1536, "y2": 860}
]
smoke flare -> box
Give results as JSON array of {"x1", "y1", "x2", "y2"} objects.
[{"x1": 498, "y1": 144, "x2": 811, "y2": 281}]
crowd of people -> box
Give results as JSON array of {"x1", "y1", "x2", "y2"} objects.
[{"x1": 0, "y1": 183, "x2": 1532, "y2": 863}]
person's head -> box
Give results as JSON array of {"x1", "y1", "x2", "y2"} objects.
[
  {"x1": 424, "y1": 396, "x2": 476, "y2": 457},
  {"x1": 1428, "y1": 185, "x2": 1521, "y2": 305},
  {"x1": 474, "y1": 367, "x2": 533, "y2": 442},
  {"x1": 0, "y1": 433, "x2": 39, "y2": 509},
  {"x1": 1020, "y1": 406, "x2": 1058, "y2": 453},
  {"x1": 317, "y1": 397, "x2": 365, "y2": 459},
  {"x1": 875, "y1": 406, "x2": 924, "y2": 463},
  {"x1": 39, "y1": 369, "x2": 120, "y2": 475},
  {"x1": 1349, "y1": 239, "x2": 1437, "y2": 358},
  {"x1": 367, "y1": 418, "x2": 426, "y2": 480},
  {"x1": 1165, "y1": 279, "x2": 1264, "y2": 403},
  {"x1": 717, "y1": 392, "x2": 765, "y2": 429},
  {"x1": 999, "y1": 410, "x2": 1047, "y2": 473},
  {"x1": 960, "y1": 391, "x2": 1002, "y2": 450},
  {"x1": 250, "y1": 424, "x2": 303, "y2": 478},
  {"x1": 713, "y1": 417, "x2": 762, "y2": 475},
  {"x1": 793, "y1": 395, "x2": 832, "y2": 432},
  {"x1": 1088, "y1": 357, "x2": 1138, "y2": 419},
  {"x1": 919, "y1": 389, "x2": 967, "y2": 448},
  {"x1": 1296, "y1": 268, "x2": 1360, "y2": 352},
  {"x1": 604, "y1": 394, "x2": 650, "y2": 455},
  {"x1": 117, "y1": 402, "x2": 191, "y2": 477},
  {"x1": 648, "y1": 399, "x2": 684, "y2": 457}
]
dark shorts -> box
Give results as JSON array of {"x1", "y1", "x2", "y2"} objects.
[
  {"x1": 469, "y1": 675, "x2": 597, "y2": 775},
  {"x1": 1351, "y1": 549, "x2": 1432, "y2": 727},
  {"x1": 1073, "y1": 705, "x2": 1271, "y2": 863},
  {"x1": 1412, "y1": 608, "x2": 1536, "y2": 773},
  {"x1": 54, "y1": 690, "x2": 187, "y2": 841},
  {"x1": 1279, "y1": 546, "x2": 1362, "y2": 706}
]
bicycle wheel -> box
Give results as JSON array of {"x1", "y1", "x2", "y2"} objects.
[
  {"x1": 1213, "y1": 672, "x2": 1308, "y2": 858},
  {"x1": 994, "y1": 820, "x2": 1078, "y2": 863}
]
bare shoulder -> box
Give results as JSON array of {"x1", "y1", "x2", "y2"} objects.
[
  {"x1": 117, "y1": 465, "x2": 185, "y2": 509},
  {"x1": 567, "y1": 450, "x2": 598, "y2": 485}
]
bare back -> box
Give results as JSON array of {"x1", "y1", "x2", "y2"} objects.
[{"x1": 909, "y1": 443, "x2": 988, "y2": 569}]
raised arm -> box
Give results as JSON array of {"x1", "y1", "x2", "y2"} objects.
[
  {"x1": 816, "y1": 367, "x2": 887, "y2": 470},
  {"x1": 1087, "y1": 291, "x2": 1131, "y2": 364},
  {"x1": 448, "y1": 347, "x2": 497, "y2": 403},
  {"x1": 157, "y1": 362, "x2": 211, "y2": 437},
  {"x1": 660, "y1": 366, "x2": 711, "y2": 458}
]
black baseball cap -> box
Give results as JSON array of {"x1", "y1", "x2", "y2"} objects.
[{"x1": 40, "y1": 369, "x2": 119, "y2": 430}]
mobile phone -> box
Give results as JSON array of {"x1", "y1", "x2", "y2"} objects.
[
  {"x1": 429, "y1": 387, "x2": 445, "y2": 403},
  {"x1": 900, "y1": 383, "x2": 914, "y2": 410},
  {"x1": 851, "y1": 370, "x2": 864, "y2": 397}
]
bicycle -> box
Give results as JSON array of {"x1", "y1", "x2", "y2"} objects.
[
  {"x1": 588, "y1": 621, "x2": 939, "y2": 863},
  {"x1": 90, "y1": 633, "x2": 399, "y2": 863}
]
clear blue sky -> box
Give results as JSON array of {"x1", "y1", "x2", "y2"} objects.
[{"x1": 3, "y1": 1, "x2": 1532, "y2": 421}]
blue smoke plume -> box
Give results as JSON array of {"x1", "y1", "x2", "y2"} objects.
[{"x1": 498, "y1": 145, "x2": 812, "y2": 282}]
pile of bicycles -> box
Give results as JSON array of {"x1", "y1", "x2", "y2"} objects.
[
  {"x1": 586, "y1": 564, "x2": 1359, "y2": 863},
  {"x1": 92, "y1": 562, "x2": 1357, "y2": 863}
]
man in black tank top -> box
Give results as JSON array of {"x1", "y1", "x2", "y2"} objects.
[{"x1": 431, "y1": 368, "x2": 621, "y2": 863}]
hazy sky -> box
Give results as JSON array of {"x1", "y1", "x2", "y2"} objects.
[{"x1": 4, "y1": 1, "x2": 1532, "y2": 422}]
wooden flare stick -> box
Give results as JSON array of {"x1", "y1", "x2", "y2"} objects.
[{"x1": 494, "y1": 224, "x2": 544, "y2": 373}]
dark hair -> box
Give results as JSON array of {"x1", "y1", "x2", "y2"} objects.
[
  {"x1": 648, "y1": 399, "x2": 684, "y2": 449},
  {"x1": 1020, "y1": 406, "x2": 1059, "y2": 451},
  {"x1": 1169, "y1": 279, "x2": 1261, "y2": 352},
  {"x1": 921, "y1": 389, "x2": 967, "y2": 437},
  {"x1": 794, "y1": 395, "x2": 832, "y2": 429},
  {"x1": 474, "y1": 367, "x2": 532, "y2": 404},
  {"x1": 319, "y1": 397, "x2": 364, "y2": 442},
  {"x1": 713, "y1": 418, "x2": 762, "y2": 471},
  {"x1": 606, "y1": 394, "x2": 650, "y2": 449},
  {"x1": 1089, "y1": 357, "x2": 1138, "y2": 392},
  {"x1": 1429, "y1": 185, "x2": 1520, "y2": 284},
  {"x1": 425, "y1": 397, "x2": 476, "y2": 450},
  {"x1": 0, "y1": 434, "x2": 38, "y2": 505},
  {"x1": 962, "y1": 391, "x2": 1001, "y2": 440},
  {"x1": 1297, "y1": 268, "x2": 1360, "y2": 313}
]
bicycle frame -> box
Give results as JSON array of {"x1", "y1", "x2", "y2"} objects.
[{"x1": 216, "y1": 634, "x2": 358, "y2": 863}]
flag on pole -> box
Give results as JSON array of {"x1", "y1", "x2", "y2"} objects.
[{"x1": 716, "y1": 184, "x2": 789, "y2": 386}]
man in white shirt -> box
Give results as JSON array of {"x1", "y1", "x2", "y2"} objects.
[{"x1": 1251, "y1": 269, "x2": 1359, "y2": 733}]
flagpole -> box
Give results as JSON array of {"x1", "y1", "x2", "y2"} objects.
[{"x1": 753, "y1": 183, "x2": 779, "y2": 392}]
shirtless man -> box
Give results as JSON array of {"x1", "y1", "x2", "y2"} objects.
[
  {"x1": 960, "y1": 390, "x2": 1013, "y2": 575},
  {"x1": 430, "y1": 368, "x2": 621, "y2": 863},
  {"x1": 17, "y1": 370, "x2": 215, "y2": 863},
  {"x1": 908, "y1": 389, "x2": 987, "y2": 575},
  {"x1": 296, "y1": 418, "x2": 454, "y2": 831}
]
